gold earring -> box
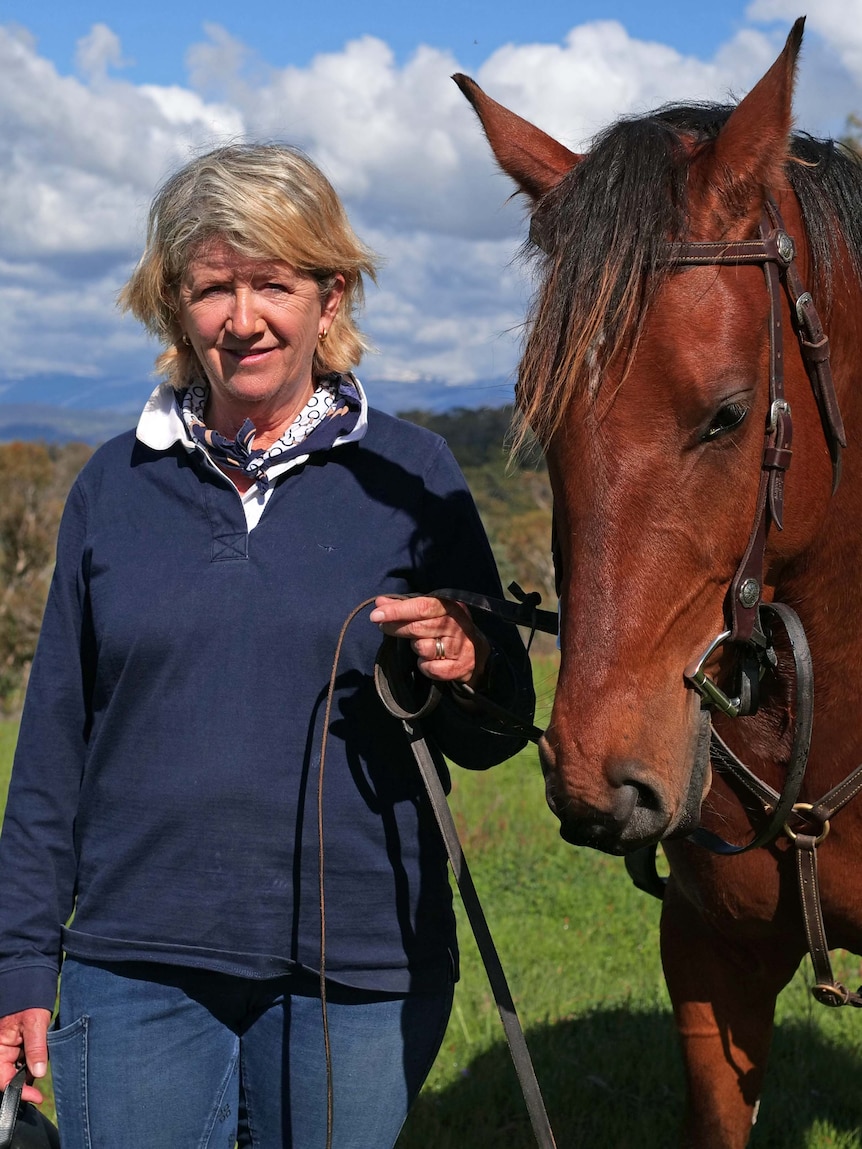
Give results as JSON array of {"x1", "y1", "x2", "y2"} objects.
[{"x1": 318, "y1": 328, "x2": 328, "y2": 342}]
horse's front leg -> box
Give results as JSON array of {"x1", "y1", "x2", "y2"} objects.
[{"x1": 659, "y1": 875, "x2": 802, "y2": 1149}]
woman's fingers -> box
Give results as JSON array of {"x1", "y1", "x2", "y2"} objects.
[
  {"x1": 0, "y1": 1007, "x2": 50, "y2": 1103},
  {"x1": 370, "y1": 596, "x2": 487, "y2": 684}
]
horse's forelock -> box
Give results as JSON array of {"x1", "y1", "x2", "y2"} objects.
[{"x1": 515, "y1": 113, "x2": 691, "y2": 448}]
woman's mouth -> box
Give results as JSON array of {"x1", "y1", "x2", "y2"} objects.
[{"x1": 223, "y1": 346, "x2": 276, "y2": 364}]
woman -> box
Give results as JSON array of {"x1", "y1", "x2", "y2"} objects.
[{"x1": 0, "y1": 144, "x2": 534, "y2": 1147}]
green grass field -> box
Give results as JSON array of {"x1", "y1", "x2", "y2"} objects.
[{"x1": 2, "y1": 659, "x2": 862, "y2": 1146}]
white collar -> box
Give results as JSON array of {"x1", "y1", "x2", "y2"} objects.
[{"x1": 136, "y1": 382, "x2": 193, "y2": 451}]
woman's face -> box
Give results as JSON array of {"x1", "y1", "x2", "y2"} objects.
[{"x1": 178, "y1": 240, "x2": 344, "y2": 435}]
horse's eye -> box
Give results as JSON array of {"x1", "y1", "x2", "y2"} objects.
[{"x1": 703, "y1": 401, "x2": 749, "y2": 442}]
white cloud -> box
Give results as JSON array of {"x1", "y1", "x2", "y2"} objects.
[
  {"x1": 360, "y1": 227, "x2": 530, "y2": 385},
  {"x1": 0, "y1": 13, "x2": 860, "y2": 404},
  {"x1": 3, "y1": 268, "x2": 148, "y2": 381},
  {"x1": 477, "y1": 22, "x2": 718, "y2": 148},
  {"x1": 0, "y1": 26, "x2": 245, "y2": 260},
  {"x1": 741, "y1": 5, "x2": 862, "y2": 133},
  {"x1": 139, "y1": 84, "x2": 243, "y2": 135},
  {"x1": 75, "y1": 23, "x2": 130, "y2": 82}
]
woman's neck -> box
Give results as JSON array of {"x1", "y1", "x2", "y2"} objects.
[{"x1": 204, "y1": 381, "x2": 316, "y2": 451}]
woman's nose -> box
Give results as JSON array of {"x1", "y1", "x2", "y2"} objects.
[{"x1": 227, "y1": 289, "x2": 261, "y2": 338}]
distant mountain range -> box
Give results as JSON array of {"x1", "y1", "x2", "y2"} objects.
[
  {"x1": 0, "y1": 373, "x2": 515, "y2": 443},
  {"x1": 0, "y1": 405, "x2": 138, "y2": 445}
]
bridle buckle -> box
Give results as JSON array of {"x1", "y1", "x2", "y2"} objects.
[{"x1": 767, "y1": 398, "x2": 791, "y2": 433}]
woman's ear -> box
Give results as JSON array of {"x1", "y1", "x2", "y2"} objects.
[{"x1": 321, "y1": 274, "x2": 346, "y2": 330}]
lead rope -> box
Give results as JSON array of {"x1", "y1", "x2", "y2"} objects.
[{"x1": 317, "y1": 594, "x2": 558, "y2": 1149}]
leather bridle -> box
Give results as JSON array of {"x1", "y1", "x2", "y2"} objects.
[
  {"x1": 676, "y1": 198, "x2": 845, "y2": 668},
  {"x1": 629, "y1": 199, "x2": 862, "y2": 1007},
  {"x1": 669, "y1": 199, "x2": 846, "y2": 852},
  {"x1": 666, "y1": 199, "x2": 842, "y2": 807}
]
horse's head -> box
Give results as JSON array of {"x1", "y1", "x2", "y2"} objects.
[{"x1": 457, "y1": 18, "x2": 848, "y2": 852}]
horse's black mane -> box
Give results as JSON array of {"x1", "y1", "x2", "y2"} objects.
[
  {"x1": 656, "y1": 103, "x2": 862, "y2": 290},
  {"x1": 519, "y1": 101, "x2": 862, "y2": 445}
]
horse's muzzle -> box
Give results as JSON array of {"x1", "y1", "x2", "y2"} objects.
[
  {"x1": 540, "y1": 739, "x2": 683, "y2": 854},
  {"x1": 538, "y1": 702, "x2": 711, "y2": 853}
]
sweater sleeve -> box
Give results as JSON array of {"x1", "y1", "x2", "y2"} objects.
[
  {"x1": 415, "y1": 440, "x2": 536, "y2": 770},
  {"x1": 0, "y1": 480, "x2": 91, "y2": 1017}
]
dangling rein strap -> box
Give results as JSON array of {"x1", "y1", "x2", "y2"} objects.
[
  {"x1": 318, "y1": 589, "x2": 558, "y2": 1148},
  {"x1": 0, "y1": 1066, "x2": 25, "y2": 1149},
  {"x1": 787, "y1": 765, "x2": 862, "y2": 1008},
  {"x1": 374, "y1": 637, "x2": 558, "y2": 1149}
]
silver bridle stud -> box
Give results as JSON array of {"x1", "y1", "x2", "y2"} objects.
[
  {"x1": 776, "y1": 231, "x2": 795, "y2": 264},
  {"x1": 738, "y1": 578, "x2": 761, "y2": 609}
]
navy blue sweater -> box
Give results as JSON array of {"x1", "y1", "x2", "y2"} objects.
[{"x1": 0, "y1": 408, "x2": 534, "y2": 1016}]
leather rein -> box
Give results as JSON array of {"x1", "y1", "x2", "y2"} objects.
[
  {"x1": 628, "y1": 198, "x2": 862, "y2": 1008},
  {"x1": 318, "y1": 587, "x2": 559, "y2": 1149}
]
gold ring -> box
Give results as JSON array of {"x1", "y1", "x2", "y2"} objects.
[
  {"x1": 783, "y1": 802, "x2": 830, "y2": 844},
  {"x1": 435, "y1": 638, "x2": 446, "y2": 660}
]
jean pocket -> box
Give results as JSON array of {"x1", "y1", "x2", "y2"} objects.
[{"x1": 47, "y1": 1016, "x2": 90, "y2": 1149}]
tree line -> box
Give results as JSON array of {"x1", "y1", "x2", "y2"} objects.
[
  {"x1": 0, "y1": 441, "x2": 94, "y2": 711},
  {"x1": 0, "y1": 407, "x2": 554, "y2": 712},
  {"x1": 402, "y1": 406, "x2": 554, "y2": 615}
]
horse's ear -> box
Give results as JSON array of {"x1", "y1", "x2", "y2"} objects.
[
  {"x1": 695, "y1": 17, "x2": 805, "y2": 228},
  {"x1": 453, "y1": 74, "x2": 581, "y2": 201}
]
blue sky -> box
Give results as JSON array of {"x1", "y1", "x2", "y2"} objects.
[
  {"x1": 0, "y1": 1, "x2": 860, "y2": 414},
  {"x1": 2, "y1": 1, "x2": 755, "y2": 84}
]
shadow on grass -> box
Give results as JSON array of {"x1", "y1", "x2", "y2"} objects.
[{"x1": 398, "y1": 1008, "x2": 862, "y2": 1148}]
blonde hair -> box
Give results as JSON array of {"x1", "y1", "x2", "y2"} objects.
[{"x1": 119, "y1": 143, "x2": 378, "y2": 387}]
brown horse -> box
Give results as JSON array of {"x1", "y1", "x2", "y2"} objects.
[{"x1": 456, "y1": 18, "x2": 862, "y2": 1149}]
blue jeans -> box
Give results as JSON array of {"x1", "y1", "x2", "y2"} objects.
[{"x1": 47, "y1": 958, "x2": 453, "y2": 1149}]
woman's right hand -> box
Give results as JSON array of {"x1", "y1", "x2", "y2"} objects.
[{"x1": 0, "y1": 1007, "x2": 51, "y2": 1103}]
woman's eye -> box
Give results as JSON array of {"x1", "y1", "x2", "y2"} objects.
[{"x1": 703, "y1": 402, "x2": 749, "y2": 442}]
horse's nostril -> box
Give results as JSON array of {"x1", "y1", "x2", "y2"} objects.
[
  {"x1": 606, "y1": 759, "x2": 663, "y2": 813},
  {"x1": 629, "y1": 780, "x2": 663, "y2": 813},
  {"x1": 610, "y1": 783, "x2": 640, "y2": 824}
]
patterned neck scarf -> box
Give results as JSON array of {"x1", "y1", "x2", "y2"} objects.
[{"x1": 180, "y1": 374, "x2": 361, "y2": 491}]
